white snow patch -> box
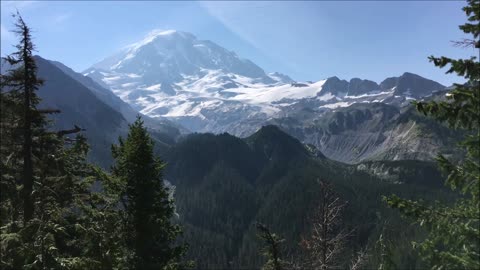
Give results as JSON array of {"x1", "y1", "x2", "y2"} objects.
[
  {"x1": 126, "y1": 73, "x2": 141, "y2": 78},
  {"x1": 317, "y1": 92, "x2": 335, "y2": 101},
  {"x1": 145, "y1": 84, "x2": 162, "y2": 91},
  {"x1": 103, "y1": 76, "x2": 121, "y2": 82},
  {"x1": 320, "y1": 101, "x2": 351, "y2": 109},
  {"x1": 344, "y1": 90, "x2": 393, "y2": 99},
  {"x1": 127, "y1": 30, "x2": 178, "y2": 51},
  {"x1": 121, "y1": 82, "x2": 137, "y2": 88},
  {"x1": 227, "y1": 79, "x2": 326, "y2": 104}
]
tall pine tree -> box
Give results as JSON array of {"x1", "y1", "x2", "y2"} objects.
[
  {"x1": 1, "y1": 13, "x2": 118, "y2": 269},
  {"x1": 385, "y1": 0, "x2": 480, "y2": 268},
  {"x1": 1, "y1": 12, "x2": 45, "y2": 225},
  {"x1": 111, "y1": 116, "x2": 187, "y2": 269}
]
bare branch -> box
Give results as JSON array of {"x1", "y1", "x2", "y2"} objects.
[
  {"x1": 56, "y1": 125, "x2": 85, "y2": 137},
  {"x1": 299, "y1": 179, "x2": 352, "y2": 270},
  {"x1": 451, "y1": 39, "x2": 477, "y2": 48},
  {"x1": 37, "y1": 109, "x2": 61, "y2": 114},
  {"x1": 350, "y1": 248, "x2": 369, "y2": 270}
]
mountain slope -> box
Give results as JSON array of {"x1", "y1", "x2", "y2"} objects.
[
  {"x1": 267, "y1": 102, "x2": 461, "y2": 164},
  {"x1": 89, "y1": 30, "x2": 273, "y2": 83},
  {"x1": 82, "y1": 29, "x2": 453, "y2": 165},
  {"x1": 163, "y1": 125, "x2": 450, "y2": 269},
  {"x1": 1, "y1": 56, "x2": 182, "y2": 167},
  {"x1": 381, "y1": 72, "x2": 446, "y2": 98},
  {"x1": 84, "y1": 30, "x2": 310, "y2": 134},
  {"x1": 49, "y1": 58, "x2": 188, "y2": 136},
  {"x1": 33, "y1": 56, "x2": 128, "y2": 166}
]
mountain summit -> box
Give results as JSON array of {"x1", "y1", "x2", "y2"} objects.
[{"x1": 87, "y1": 29, "x2": 273, "y2": 85}]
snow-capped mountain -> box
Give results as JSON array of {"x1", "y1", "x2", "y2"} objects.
[{"x1": 85, "y1": 30, "x2": 446, "y2": 135}]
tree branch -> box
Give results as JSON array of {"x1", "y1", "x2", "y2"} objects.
[
  {"x1": 56, "y1": 125, "x2": 85, "y2": 137},
  {"x1": 38, "y1": 109, "x2": 61, "y2": 114}
]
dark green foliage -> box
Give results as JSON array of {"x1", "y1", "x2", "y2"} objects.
[
  {"x1": 1, "y1": 15, "x2": 189, "y2": 270},
  {"x1": 111, "y1": 116, "x2": 187, "y2": 269},
  {"x1": 0, "y1": 14, "x2": 120, "y2": 269},
  {"x1": 2, "y1": 12, "x2": 46, "y2": 225},
  {"x1": 385, "y1": 1, "x2": 480, "y2": 268},
  {"x1": 0, "y1": 13, "x2": 87, "y2": 268},
  {"x1": 164, "y1": 126, "x2": 452, "y2": 269},
  {"x1": 255, "y1": 223, "x2": 287, "y2": 270}
]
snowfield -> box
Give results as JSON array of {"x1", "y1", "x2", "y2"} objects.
[{"x1": 226, "y1": 80, "x2": 327, "y2": 104}]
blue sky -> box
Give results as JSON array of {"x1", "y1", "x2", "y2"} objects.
[{"x1": 0, "y1": 1, "x2": 475, "y2": 85}]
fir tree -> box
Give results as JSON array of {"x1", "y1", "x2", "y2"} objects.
[
  {"x1": 111, "y1": 116, "x2": 187, "y2": 269},
  {"x1": 384, "y1": 0, "x2": 480, "y2": 268},
  {"x1": 1, "y1": 11, "x2": 45, "y2": 225},
  {"x1": 256, "y1": 222, "x2": 287, "y2": 270},
  {"x1": 0, "y1": 13, "x2": 115, "y2": 269}
]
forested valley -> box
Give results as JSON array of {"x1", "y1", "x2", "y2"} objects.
[{"x1": 0, "y1": 1, "x2": 479, "y2": 269}]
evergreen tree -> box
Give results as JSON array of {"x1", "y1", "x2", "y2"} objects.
[
  {"x1": 1, "y1": 11, "x2": 46, "y2": 225},
  {"x1": 0, "y1": 13, "x2": 116, "y2": 269},
  {"x1": 385, "y1": 0, "x2": 480, "y2": 268},
  {"x1": 111, "y1": 116, "x2": 187, "y2": 269},
  {"x1": 256, "y1": 222, "x2": 287, "y2": 270},
  {"x1": 74, "y1": 164, "x2": 131, "y2": 269}
]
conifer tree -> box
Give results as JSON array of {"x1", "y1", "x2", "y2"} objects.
[
  {"x1": 1, "y1": 11, "x2": 45, "y2": 225},
  {"x1": 385, "y1": 0, "x2": 480, "y2": 268},
  {"x1": 111, "y1": 116, "x2": 186, "y2": 269},
  {"x1": 0, "y1": 13, "x2": 114, "y2": 269},
  {"x1": 256, "y1": 222, "x2": 287, "y2": 270}
]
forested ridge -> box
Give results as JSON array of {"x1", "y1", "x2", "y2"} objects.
[{"x1": 1, "y1": 0, "x2": 479, "y2": 269}]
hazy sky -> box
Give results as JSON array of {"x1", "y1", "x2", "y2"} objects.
[{"x1": 0, "y1": 1, "x2": 475, "y2": 85}]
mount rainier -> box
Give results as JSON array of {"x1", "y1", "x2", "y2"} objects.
[{"x1": 85, "y1": 30, "x2": 446, "y2": 136}]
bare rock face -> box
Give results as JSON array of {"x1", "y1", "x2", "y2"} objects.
[{"x1": 267, "y1": 103, "x2": 461, "y2": 164}]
